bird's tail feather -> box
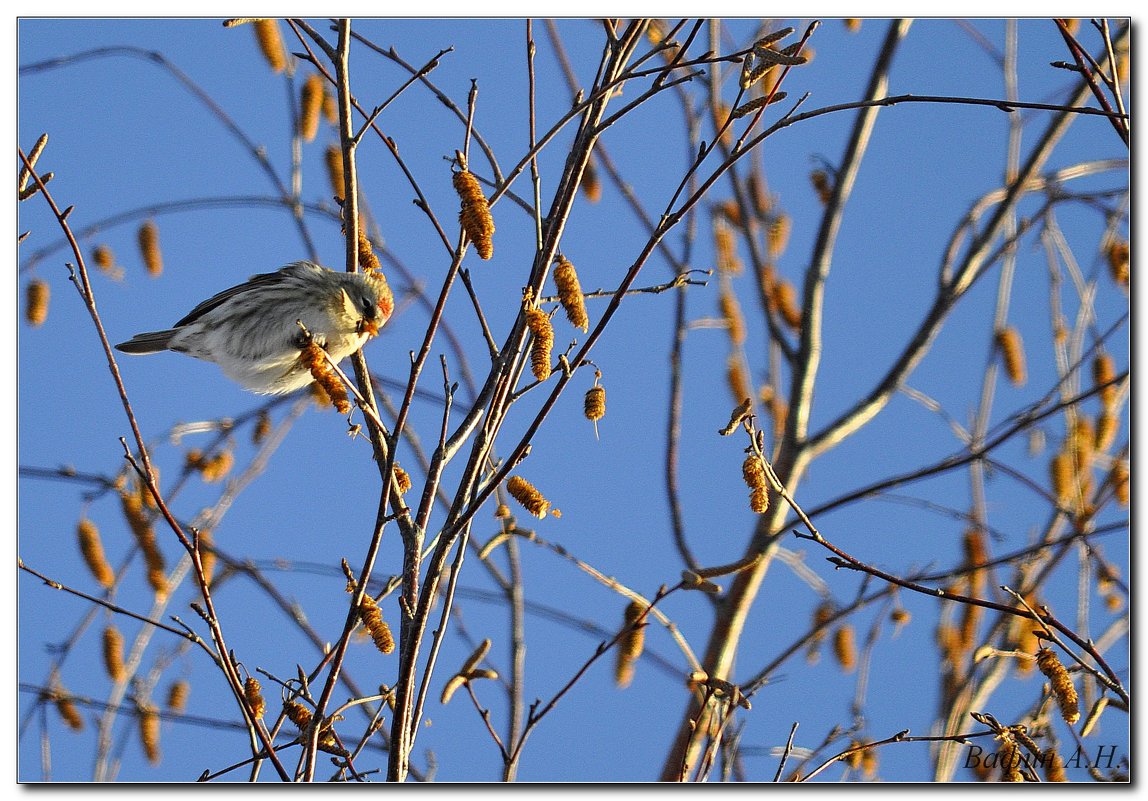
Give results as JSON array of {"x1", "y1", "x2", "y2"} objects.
[{"x1": 115, "y1": 330, "x2": 178, "y2": 355}]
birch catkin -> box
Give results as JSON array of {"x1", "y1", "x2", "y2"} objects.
[
  {"x1": 525, "y1": 308, "x2": 554, "y2": 381},
  {"x1": 166, "y1": 679, "x2": 190, "y2": 713},
  {"x1": 301, "y1": 342, "x2": 350, "y2": 414},
  {"x1": 719, "y1": 284, "x2": 745, "y2": 346},
  {"x1": 77, "y1": 518, "x2": 115, "y2": 589},
  {"x1": 832, "y1": 625, "x2": 856, "y2": 673},
  {"x1": 453, "y1": 169, "x2": 495, "y2": 259},
  {"x1": 139, "y1": 704, "x2": 161, "y2": 765},
  {"x1": 25, "y1": 280, "x2": 49, "y2": 327},
  {"x1": 615, "y1": 601, "x2": 647, "y2": 688},
  {"x1": 553, "y1": 257, "x2": 589, "y2": 332},
  {"x1": 507, "y1": 475, "x2": 551, "y2": 518},
  {"x1": 324, "y1": 144, "x2": 344, "y2": 200},
  {"x1": 299, "y1": 73, "x2": 325, "y2": 142},
  {"x1": 1036, "y1": 648, "x2": 1080, "y2": 724},
  {"x1": 253, "y1": 19, "x2": 287, "y2": 73},
  {"x1": 584, "y1": 384, "x2": 606, "y2": 424},
  {"x1": 995, "y1": 327, "x2": 1026, "y2": 387},
  {"x1": 243, "y1": 677, "x2": 265, "y2": 719},
  {"x1": 357, "y1": 593, "x2": 395, "y2": 655},
  {"x1": 102, "y1": 625, "x2": 126, "y2": 682},
  {"x1": 138, "y1": 220, "x2": 163, "y2": 277}
]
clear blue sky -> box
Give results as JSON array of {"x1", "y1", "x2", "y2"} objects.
[{"x1": 17, "y1": 17, "x2": 1129, "y2": 782}]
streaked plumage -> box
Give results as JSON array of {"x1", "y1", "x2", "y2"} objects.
[{"x1": 115, "y1": 261, "x2": 391, "y2": 394}]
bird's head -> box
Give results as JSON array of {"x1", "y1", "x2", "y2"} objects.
[{"x1": 340, "y1": 271, "x2": 394, "y2": 338}]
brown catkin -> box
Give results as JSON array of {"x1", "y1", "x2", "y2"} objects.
[
  {"x1": 845, "y1": 741, "x2": 864, "y2": 771},
  {"x1": 743, "y1": 451, "x2": 771, "y2": 512},
  {"x1": 995, "y1": 327, "x2": 1026, "y2": 387},
  {"x1": 1093, "y1": 352, "x2": 1118, "y2": 412},
  {"x1": 1105, "y1": 239, "x2": 1129, "y2": 285},
  {"x1": 770, "y1": 394, "x2": 788, "y2": 436},
  {"x1": 357, "y1": 228, "x2": 382, "y2": 273},
  {"x1": 615, "y1": 600, "x2": 647, "y2": 688},
  {"x1": 584, "y1": 384, "x2": 606, "y2": 423},
  {"x1": 357, "y1": 594, "x2": 395, "y2": 655},
  {"x1": 998, "y1": 732, "x2": 1024, "y2": 781},
  {"x1": 139, "y1": 704, "x2": 161, "y2": 765},
  {"x1": 25, "y1": 279, "x2": 49, "y2": 327},
  {"x1": 767, "y1": 214, "x2": 791, "y2": 259},
  {"x1": 1011, "y1": 611, "x2": 1041, "y2": 676},
  {"x1": 102, "y1": 626, "x2": 126, "y2": 682},
  {"x1": 1107, "y1": 459, "x2": 1129, "y2": 507},
  {"x1": 200, "y1": 450, "x2": 234, "y2": 483},
  {"x1": 252, "y1": 410, "x2": 272, "y2": 445},
  {"x1": 860, "y1": 743, "x2": 878, "y2": 779},
  {"x1": 77, "y1": 519, "x2": 115, "y2": 589},
  {"x1": 301, "y1": 342, "x2": 351, "y2": 414},
  {"x1": 742, "y1": 453, "x2": 767, "y2": 490},
  {"x1": 138, "y1": 220, "x2": 163, "y2": 277},
  {"x1": 392, "y1": 464, "x2": 412, "y2": 495},
  {"x1": 453, "y1": 170, "x2": 495, "y2": 259},
  {"x1": 1036, "y1": 647, "x2": 1080, "y2": 724},
  {"x1": 1044, "y1": 750, "x2": 1067, "y2": 782},
  {"x1": 1051, "y1": 450, "x2": 1073, "y2": 507},
  {"x1": 55, "y1": 692, "x2": 84, "y2": 731},
  {"x1": 137, "y1": 471, "x2": 158, "y2": 510},
  {"x1": 957, "y1": 602, "x2": 982, "y2": 652},
  {"x1": 553, "y1": 257, "x2": 589, "y2": 332},
  {"x1": 166, "y1": 679, "x2": 190, "y2": 713},
  {"x1": 525, "y1": 308, "x2": 554, "y2": 381},
  {"x1": 844, "y1": 18, "x2": 861, "y2": 32},
  {"x1": 324, "y1": 144, "x2": 345, "y2": 200},
  {"x1": 92, "y1": 244, "x2": 115, "y2": 271},
  {"x1": 253, "y1": 19, "x2": 287, "y2": 73},
  {"x1": 284, "y1": 700, "x2": 312, "y2": 731},
  {"x1": 582, "y1": 157, "x2": 601, "y2": 203},
  {"x1": 244, "y1": 677, "x2": 265, "y2": 719},
  {"x1": 717, "y1": 199, "x2": 741, "y2": 227},
  {"x1": 713, "y1": 217, "x2": 742, "y2": 275},
  {"x1": 806, "y1": 601, "x2": 835, "y2": 663},
  {"x1": 749, "y1": 487, "x2": 770, "y2": 514},
  {"x1": 120, "y1": 490, "x2": 166, "y2": 597},
  {"x1": 146, "y1": 563, "x2": 168, "y2": 599},
  {"x1": 832, "y1": 625, "x2": 856, "y2": 672},
  {"x1": 810, "y1": 169, "x2": 832, "y2": 204},
  {"x1": 937, "y1": 623, "x2": 963, "y2": 665},
  {"x1": 726, "y1": 357, "x2": 752, "y2": 407},
  {"x1": 1070, "y1": 417, "x2": 1094, "y2": 476},
  {"x1": 712, "y1": 102, "x2": 733, "y2": 147},
  {"x1": 507, "y1": 475, "x2": 550, "y2": 518},
  {"x1": 1095, "y1": 411, "x2": 1118, "y2": 452},
  {"x1": 772, "y1": 279, "x2": 802, "y2": 331},
  {"x1": 322, "y1": 84, "x2": 338, "y2": 124},
  {"x1": 299, "y1": 73, "x2": 325, "y2": 142},
  {"x1": 748, "y1": 172, "x2": 771, "y2": 219},
  {"x1": 890, "y1": 608, "x2": 911, "y2": 627},
  {"x1": 197, "y1": 528, "x2": 216, "y2": 586},
  {"x1": 962, "y1": 527, "x2": 988, "y2": 596},
  {"x1": 719, "y1": 284, "x2": 745, "y2": 345},
  {"x1": 1010, "y1": 725, "x2": 1041, "y2": 760}
]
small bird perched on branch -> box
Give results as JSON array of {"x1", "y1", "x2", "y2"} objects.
[{"x1": 116, "y1": 260, "x2": 392, "y2": 394}]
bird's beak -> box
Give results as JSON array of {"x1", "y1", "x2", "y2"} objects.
[{"x1": 360, "y1": 318, "x2": 380, "y2": 338}]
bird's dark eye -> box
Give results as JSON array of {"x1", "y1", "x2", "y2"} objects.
[{"x1": 360, "y1": 295, "x2": 376, "y2": 317}]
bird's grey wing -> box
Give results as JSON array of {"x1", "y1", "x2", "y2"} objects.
[{"x1": 173, "y1": 269, "x2": 296, "y2": 328}]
